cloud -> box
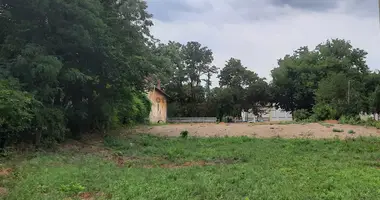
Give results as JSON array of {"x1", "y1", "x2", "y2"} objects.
[{"x1": 147, "y1": 0, "x2": 380, "y2": 84}]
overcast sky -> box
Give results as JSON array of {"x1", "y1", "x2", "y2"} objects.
[{"x1": 147, "y1": 0, "x2": 379, "y2": 83}]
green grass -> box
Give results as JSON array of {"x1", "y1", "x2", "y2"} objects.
[
  {"x1": 2, "y1": 134, "x2": 380, "y2": 200},
  {"x1": 319, "y1": 122, "x2": 334, "y2": 128}
]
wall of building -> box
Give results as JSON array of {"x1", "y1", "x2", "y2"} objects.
[
  {"x1": 242, "y1": 107, "x2": 292, "y2": 122},
  {"x1": 147, "y1": 90, "x2": 167, "y2": 123}
]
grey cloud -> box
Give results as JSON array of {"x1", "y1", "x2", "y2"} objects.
[
  {"x1": 270, "y1": 0, "x2": 339, "y2": 11},
  {"x1": 147, "y1": 0, "x2": 212, "y2": 22}
]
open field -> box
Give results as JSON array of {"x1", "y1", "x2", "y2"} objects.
[
  {"x1": 137, "y1": 122, "x2": 380, "y2": 139},
  {"x1": 1, "y1": 129, "x2": 380, "y2": 200}
]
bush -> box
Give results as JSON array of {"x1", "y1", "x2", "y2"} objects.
[
  {"x1": 222, "y1": 116, "x2": 233, "y2": 123},
  {"x1": 116, "y1": 91, "x2": 151, "y2": 126},
  {"x1": 312, "y1": 103, "x2": 337, "y2": 121},
  {"x1": 292, "y1": 109, "x2": 311, "y2": 121},
  {"x1": 339, "y1": 115, "x2": 361, "y2": 125},
  {"x1": 0, "y1": 81, "x2": 39, "y2": 149},
  {"x1": 180, "y1": 130, "x2": 189, "y2": 138},
  {"x1": 332, "y1": 128, "x2": 344, "y2": 132},
  {"x1": 375, "y1": 121, "x2": 380, "y2": 129},
  {"x1": 34, "y1": 107, "x2": 68, "y2": 147}
]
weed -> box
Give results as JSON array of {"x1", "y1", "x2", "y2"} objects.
[
  {"x1": 60, "y1": 182, "x2": 85, "y2": 194},
  {"x1": 332, "y1": 128, "x2": 344, "y2": 133},
  {"x1": 180, "y1": 130, "x2": 189, "y2": 138},
  {"x1": 319, "y1": 123, "x2": 334, "y2": 128},
  {"x1": 348, "y1": 130, "x2": 356, "y2": 134}
]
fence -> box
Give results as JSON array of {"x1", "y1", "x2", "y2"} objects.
[{"x1": 167, "y1": 117, "x2": 217, "y2": 123}]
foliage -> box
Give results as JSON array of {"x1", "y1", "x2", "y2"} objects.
[
  {"x1": 316, "y1": 73, "x2": 363, "y2": 118},
  {"x1": 0, "y1": 81, "x2": 36, "y2": 138},
  {"x1": 4, "y1": 135, "x2": 380, "y2": 199},
  {"x1": 0, "y1": 0, "x2": 156, "y2": 146},
  {"x1": 312, "y1": 103, "x2": 338, "y2": 121},
  {"x1": 59, "y1": 182, "x2": 85, "y2": 194},
  {"x1": 292, "y1": 109, "x2": 311, "y2": 121},
  {"x1": 332, "y1": 128, "x2": 344, "y2": 133},
  {"x1": 180, "y1": 130, "x2": 188, "y2": 138},
  {"x1": 370, "y1": 85, "x2": 380, "y2": 114},
  {"x1": 116, "y1": 91, "x2": 151, "y2": 127},
  {"x1": 271, "y1": 39, "x2": 369, "y2": 115},
  {"x1": 1, "y1": 0, "x2": 380, "y2": 149},
  {"x1": 337, "y1": 115, "x2": 380, "y2": 129}
]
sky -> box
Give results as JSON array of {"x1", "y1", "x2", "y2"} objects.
[{"x1": 146, "y1": 0, "x2": 379, "y2": 83}]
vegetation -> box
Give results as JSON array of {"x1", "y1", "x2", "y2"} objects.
[
  {"x1": 2, "y1": 0, "x2": 380, "y2": 149},
  {"x1": 0, "y1": 0, "x2": 157, "y2": 148},
  {"x1": 2, "y1": 135, "x2": 380, "y2": 199},
  {"x1": 338, "y1": 115, "x2": 380, "y2": 129},
  {"x1": 332, "y1": 128, "x2": 344, "y2": 133},
  {"x1": 271, "y1": 40, "x2": 380, "y2": 121},
  {"x1": 1, "y1": 1, "x2": 380, "y2": 199},
  {"x1": 180, "y1": 130, "x2": 189, "y2": 138}
]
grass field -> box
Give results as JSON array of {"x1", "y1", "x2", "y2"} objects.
[{"x1": 1, "y1": 134, "x2": 380, "y2": 200}]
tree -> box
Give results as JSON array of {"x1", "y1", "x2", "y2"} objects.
[
  {"x1": 271, "y1": 39, "x2": 369, "y2": 112},
  {"x1": 154, "y1": 41, "x2": 217, "y2": 117},
  {"x1": 315, "y1": 73, "x2": 363, "y2": 118},
  {"x1": 216, "y1": 58, "x2": 271, "y2": 118},
  {"x1": 0, "y1": 0, "x2": 155, "y2": 146},
  {"x1": 370, "y1": 85, "x2": 380, "y2": 118}
]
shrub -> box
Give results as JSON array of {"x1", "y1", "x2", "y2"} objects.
[
  {"x1": 312, "y1": 103, "x2": 337, "y2": 121},
  {"x1": 222, "y1": 116, "x2": 233, "y2": 123},
  {"x1": 347, "y1": 130, "x2": 355, "y2": 134},
  {"x1": 34, "y1": 107, "x2": 67, "y2": 147},
  {"x1": 375, "y1": 121, "x2": 380, "y2": 129},
  {"x1": 332, "y1": 128, "x2": 344, "y2": 133},
  {"x1": 180, "y1": 130, "x2": 189, "y2": 138},
  {"x1": 339, "y1": 115, "x2": 361, "y2": 125},
  {"x1": 0, "y1": 81, "x2": 39, "y2": 149},
  {"x1": 116, "y1": 92, "x2": 151, "y2": 126},
  {"x1": 292, "y1": 109, "x2": 311, "y2": 121}
]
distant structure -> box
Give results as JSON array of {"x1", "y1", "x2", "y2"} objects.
[
  {"x1": 241, "y1": 107, "x2": 292, "y2": 122},
  {"x1": 147, "y1": 80, "x2": 170, "y2": 123}
]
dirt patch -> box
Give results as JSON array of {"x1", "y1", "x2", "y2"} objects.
[
  {"x1": 136, "y1": 123, "x2": 380, "y2": 139},
  {"x1": 78, "y1": 192, "x2": 111, "y2": 200},
  {"x1": 0, "y1": 168, "x2": 12, "y2": 176},
  {"x1": 324, "y1": 120, "x2": 339, "y2": 124},
  {"x1": 0, "y1": 187, "x2": 8, "y2": 197},
  {"x1": 79, "y1": 192, "x2": 94, "y2": 200},
  {"x1": 59, "y1": 136, "x2": 113, "y2": 158}
]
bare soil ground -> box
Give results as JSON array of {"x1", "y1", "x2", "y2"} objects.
[{"x1": 136, "y1": 122, "x2": 380, "y2": 139}]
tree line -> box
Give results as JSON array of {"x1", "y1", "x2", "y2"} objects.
[
  {"x1": 159, "y1": 39, "x2": 380, "y2": 123},
  {"x1": 1, "y1": 0, "x2": 379, "y2": 148}
]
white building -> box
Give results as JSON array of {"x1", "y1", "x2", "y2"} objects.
[{"x1": 241, "y1": 107, "x2": 292, "y2": 122}]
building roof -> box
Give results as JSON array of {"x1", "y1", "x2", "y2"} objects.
[{"x1": 154, "y1": 87, "x2": 170, "y2": 99}]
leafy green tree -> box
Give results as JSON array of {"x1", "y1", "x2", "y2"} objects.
[
  {"x1": 0, "y1": 0, "x2": 155, "y2": 146},
  {"x1": 155, "y1": 41, "x2": 217, "y2": 117},
  {"x1": 216, "y1": 58, "x2": 271, "y2": 118},
  {"x1": 370, "y1": 85, "x2": 380, "y2": 117},
  {"x1": 271, "y1": 39, "x2": 369, "y2": 113}
]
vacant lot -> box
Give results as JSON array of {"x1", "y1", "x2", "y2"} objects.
[
  {"x1": 1, "y1": 131, "x2": 380, "y2": 200},
  {"x1": 137, "y1": 122, "x2": 380, "y2": 139}
]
